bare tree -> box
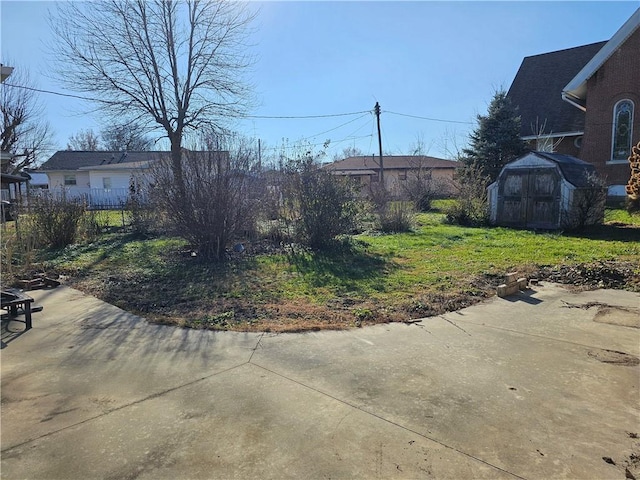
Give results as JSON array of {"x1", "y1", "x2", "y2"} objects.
[
  {"x1": 67, "y1": 128, "x2": 101, "y2": 151},
  {"x1": 530, "y1": 118, "x2": 563, "y2": 153},
  {"x1": 101, "y1": 123, "x2": 153, "y2": 151},
  {"x1": 50, "y1": 0, "x2": 256, "y2": 193},
  {"x1": 402, "y1": 135, "x2": 439, "y2": 210},
  {"x1": 1, "y1": 65, "x2": 54, "y2": 173},
  {"x1": 332, "y1": 146, "x2": 364, "y2": 162}
]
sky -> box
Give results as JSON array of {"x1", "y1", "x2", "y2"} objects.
[{"x1": 1, "y1": 1, "x2": 639, "y2": 165}]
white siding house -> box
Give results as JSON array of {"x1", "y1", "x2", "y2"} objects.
[{"x1": 39, "y1": 151, "x2": 168, "y2": 208}]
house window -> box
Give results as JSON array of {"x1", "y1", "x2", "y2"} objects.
[
  {"x1": 102, "y1": 177, "x2": 112, "y2": 189},
  {"x1": 64, "y1": 175, "x2": 76, "y2": 186},
  {"x1": 398, "y1": 171, "x2": 407, "y2": 181},
  {"x1": 612, "y1": 100, "x2": 634, "y2": 161}
]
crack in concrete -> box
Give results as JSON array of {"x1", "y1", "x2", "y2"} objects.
[
  {"x1": 249, "y1": 362, "x2": 527, "y2": 480},
  {"x1": 4, "y1": 332, "x2": 267, "y2": 454},
  {"x1": 0, "y1": 362, "x2": 248, "y2": 454},
  {"x1": 248, "y1": 332, "x2": 265, "y2": 363},
  {"x1": 452, "y1": 318, "x2": 639, "y2": 353},
  {"x1": 439, "y1": 316, "x2": 472, "y2": 336}
]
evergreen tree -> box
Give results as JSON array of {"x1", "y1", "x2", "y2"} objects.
[{"x1": 462, "y1": 90, "x2": 527, "y2": 184}]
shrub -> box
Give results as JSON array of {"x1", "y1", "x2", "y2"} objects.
[
  {"x1": 368, "y1": 181, "x2": 391, "y2": 213},
  {"x1": 562, "y1": 172, "x2": 607, "y2": 230},
  {"x1": 126, "y1": 177, "x2": 155, "y2": 236},
  {"x1": 31, "y1": 190, "x2": 86, "y2": 248},
  {"x1": 281, "y1": 153, "x2": 360, "y2": 251},
  {"x1": 378, "y1": 202, "x2": 415, "y2": 233},
  {"x1": 444, "y1": 165, "x2": 490, "y2": 226},
  {"x1": 151, "y1": 133, "x2": 261, "y2": 261}
]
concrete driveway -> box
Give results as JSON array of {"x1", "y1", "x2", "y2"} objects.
[{"x1": 1, "y1": 283, "x2": 639, "y2": 479}]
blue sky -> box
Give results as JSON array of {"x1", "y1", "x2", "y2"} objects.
[{"x1": 1, "y1": 1, "x2": 639, "y2": 163}]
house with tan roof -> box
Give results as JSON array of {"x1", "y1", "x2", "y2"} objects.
[{"x1": 324, "y1": 155, "x2": 458, "y2": 197}]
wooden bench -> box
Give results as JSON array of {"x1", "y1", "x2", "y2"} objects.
[{"x1": 1, "y1": 289, "x2": 38, "y2": 330}]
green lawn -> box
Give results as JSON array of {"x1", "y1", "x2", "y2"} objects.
[{"x1": 20, "y1": 207, "x2": 640, "y2": 331}]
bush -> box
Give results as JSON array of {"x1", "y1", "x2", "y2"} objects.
[
  {"x1": 401, "y1": 166, "x2": 441, "y2": 212},
  {"x1": 126, "y1": 177, "x2": 156, "y2": 236},
  {"x1": 562, "y1": 172, "x2": 607, "y2": 230},
  {"x1": 151, "y1": 134, "x2": 261, "y2": 261},
  {"x1": 282, "y1": 154, "x2": 360, "y2": 251},
  {"x1": 368, "y1": 181, "x2": 391, "y2": 213},
  {"x1": 378, "y1": 202, "x2": 415, "y2": 233},
  {"x1": 444, "y1": 199, "x2": 488, "y2": 227},
  {"x1": 444, "y1": 165, "x2": 490, "y2": 227},
  {"x1": 31, "y1": 191, "x2": 86, "y2": 248},
  {"x1": 1, "y1": 213, "x2": 39, "y2": 282},
  {"x1": 626, "y1": 141, "x2": 640, "y2": 214}
]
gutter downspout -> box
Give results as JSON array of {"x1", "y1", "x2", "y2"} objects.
[{"x1": 561, "y1": 92, "x2": 587, "y2": 112}]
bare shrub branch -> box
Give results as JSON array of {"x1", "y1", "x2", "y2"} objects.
[{"x1": 150, "y1": 133, "x2": 260, "y2": 260}]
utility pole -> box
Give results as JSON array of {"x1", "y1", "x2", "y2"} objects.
[
  {"x1": 374, "y1": 102, "x2": 384, "y2": 185},
  {"x1": 258, "y1": 138, "x2": 262, "y2": 171}
]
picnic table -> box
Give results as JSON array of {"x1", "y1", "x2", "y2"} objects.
[{"x1": 1, "y1": 288, "x2": 36, "y2": 330}]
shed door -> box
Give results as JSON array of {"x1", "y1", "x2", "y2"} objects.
[{"x1": 497, "y1": 168, "x2": 561, "y2": 228}]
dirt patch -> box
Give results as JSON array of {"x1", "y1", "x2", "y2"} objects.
[
  {"x1": 536, "y1": 261, "x2": 640, "y2": 291},
  {"x1": 587, "y1": 348, "x2": 640, "y2": 366}
]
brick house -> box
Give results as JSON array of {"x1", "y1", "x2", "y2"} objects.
[
  {"x1": 507, "y1": 8, "x2": 639, "y2": 198},
  {"x1": 323, "y1": 155, "x2": 458, "y2": 198}
]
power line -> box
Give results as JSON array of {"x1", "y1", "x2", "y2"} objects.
[
  {"x1": 307, "y1": 113, "x2": 371, "y2": 138},
  {"x1": 2, "y1": 82, "x2": 372, "y2": 119},
  {"x1": 4, "y1": 83, "x2": 477, "y2": 125},
  {"x1": 242, "y1": 110, "x2": 371, "y2": 119},
  {"x1": 260, "y1": 133, "x2": 373, "y2": 153},
  {"x1": 2, "y1": 83, "x2": 118, "y2": 104},
  {"x1": 385, "y1": 110, "x2": 474, "y2": 125}
]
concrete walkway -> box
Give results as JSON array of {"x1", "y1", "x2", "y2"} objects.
[{"x1": 1, "y1": 284, "x2": 639, "y2": 479}]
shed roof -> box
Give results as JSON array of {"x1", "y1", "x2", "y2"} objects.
[
  {"x1": 507, "y1": 42, "x2": 606, "y2": 138},
  {"x1": 325, "y1": 155, "x2": 457, "y2": 172},
  {"x1": 530, "y1": 151, "x2": 597, "y2": 188}
]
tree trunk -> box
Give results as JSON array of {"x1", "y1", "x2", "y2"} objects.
[{"x1": 169, "y1": 133, "x2": 186, "y2": 204}]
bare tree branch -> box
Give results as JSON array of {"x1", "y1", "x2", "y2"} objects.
[
  {"x1": 49, "y1": 0, "x2": 256, "y2": 188},
  {"x1": 1, "y1": 64, "x2": 54, "y2": 173}
]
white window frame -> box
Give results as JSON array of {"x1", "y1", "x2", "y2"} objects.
[
  {"x1": 64, "y1": 174, "x2": 76, "y2": 186},
  {"x1": 609, "y1": 99, "x2": 634, "y2": 164}
]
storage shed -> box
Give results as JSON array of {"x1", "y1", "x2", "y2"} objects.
[{"x1": 487, "y1": 151, "x2": 605, "y2": 229}]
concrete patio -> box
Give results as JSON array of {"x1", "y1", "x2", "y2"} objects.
[{"x1": 1, "y1": 283, "x2": 639, "y2": 479}]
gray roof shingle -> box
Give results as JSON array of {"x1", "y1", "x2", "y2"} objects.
[
  {"x1": 39, "y1": 151, "x2": 170, "y2": 171},
  {"x1": 507, "y1": 42, "x2": 607, "y2": 138}
]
